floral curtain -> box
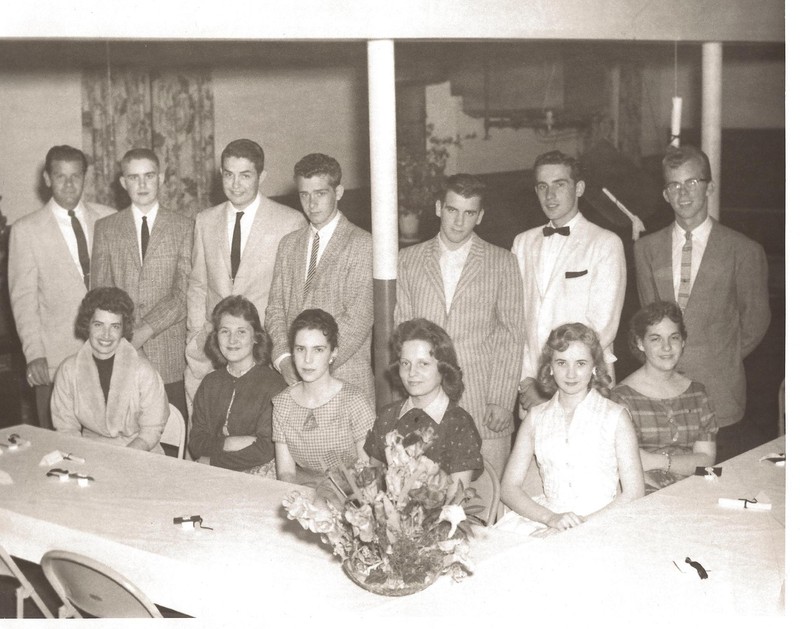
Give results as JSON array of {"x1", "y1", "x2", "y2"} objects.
[{"x1": 81, "y1": 67, "x2": 215, "y2": 218}]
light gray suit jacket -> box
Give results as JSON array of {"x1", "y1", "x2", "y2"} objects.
[
  {"x1": 186, "y1": 195, "x2": 306, "y2": 380},
  {"x1": 92, "y1": 206, "x2": 193, "y2": 384},
  {"x1": 8, "y1": 199, "x2": 115, "y2": 378},
  {"x1": 396, "y1": 235, "x2": 524, "y2": 440},
  {"x1": 634, "y1": 219, "x2": 771, "y2": 427},
  {"x1": 512, "y1": 213, "x2": 626, "y2": 380},
  {"x1": 265, "y1": 215, "x2": 375, "y2": 404}
]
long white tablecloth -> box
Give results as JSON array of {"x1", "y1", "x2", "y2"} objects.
[{"x1": 0, "y1": 425, "x2": 785, "y2": 619}]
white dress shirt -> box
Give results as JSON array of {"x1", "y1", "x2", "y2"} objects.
[
  {"x1": 399, "y1": 385, "x2": 449, "y2": 424},
  {"x1": 227, "y1": 193, "x2": 261, "y2": 258},
  {"x1": 131, "y1": 203, "x2": 159, "y2": 263},
  {"x1": 537, "y1": 212, "x2": 581, "y2": 291},
  {"x1": 51, "y1": 200, "x2": 90, "y2": 276},
  {"x1": 438, "y1": 233, "x2": 473, "y2": 313},
  {"x1": 671, "y1": 215, "x2": 712, "y2": 299},
  {"x1": 305, "y1": 211, "x2": 342, "y2": 276}
]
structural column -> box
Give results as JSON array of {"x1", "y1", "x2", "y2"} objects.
[
  {"x1": 367, "y1": 39, "x2": 399, "y2": 409},
  {"x1": 701, "y1": 42, "x2": 723, "y2": 220}
]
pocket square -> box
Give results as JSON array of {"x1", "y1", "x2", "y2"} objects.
[{"x1": 565, "y1": 270, "x2": 588, "y2": 279}]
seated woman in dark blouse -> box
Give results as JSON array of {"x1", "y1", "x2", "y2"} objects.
[
  {"x1": 188, "y1": 295, "x2": 285, "y2": 476},
  {"x1": 365, "y1": 318, "x2": 483, "y2": 495},
  {"x1": 610, "y1": 301, "x2": 718, "y2": 493}
]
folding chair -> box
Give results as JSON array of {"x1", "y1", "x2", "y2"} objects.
[
  {"x1": 41, "y1": 550, "x2": 162, "y2": 618},
  {"x1": 469, "y1": 460, "x2": 501, "y2": 526},
  {"x1": 160, "y1": 403, "x2": 186, "y2": 459},
  {"x1": 0, "y1": 544, "x2": 53, "y2": 618}
]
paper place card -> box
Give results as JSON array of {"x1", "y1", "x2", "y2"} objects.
[
  {"x1": 759, "y1": 453, "x2": 785, "y2": 467},
  {"x1": 40, "y1": 450, "x2": 66, "y2": 466},
  {"x1": 718, "y1": 491, "x2": 772, "y2": 511},
  {"x1": 0, "y1": 469, "x2": 13, "y2": 485}
]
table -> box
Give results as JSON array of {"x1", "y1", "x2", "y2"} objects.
[{"x1": 0, "y1": 425, "x2": 786, "y2": 618}]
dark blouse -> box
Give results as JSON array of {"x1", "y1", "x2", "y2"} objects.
[
  {"x1": 189, "y1": 364, "x2": 286, "y2": 471},
  {"x1": 365, "y1": 399, "x2": 483, "y2": 476},
  {"x1": 92, "y1": 354, "x2": 115, "y2": 404}
]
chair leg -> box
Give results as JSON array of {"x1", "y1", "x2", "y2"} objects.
[{"x1": 16, "y1": 587, "x2": 23, "y2": 619}]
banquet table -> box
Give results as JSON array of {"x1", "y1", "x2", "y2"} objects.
[{"x1": 0, "y1": 425, "x2": 785, "y2": 619}]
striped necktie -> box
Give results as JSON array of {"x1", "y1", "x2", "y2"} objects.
[
  {"x1": 677, "y1": 230, "x2": 692, "y2": 311},
  {"x1": 304, "y1": 231, "x2": 320, "y2": 298}
]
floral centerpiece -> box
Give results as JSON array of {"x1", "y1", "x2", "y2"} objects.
[{"x1": 282, "y1": 427, "x2": 484, "y2": 596}]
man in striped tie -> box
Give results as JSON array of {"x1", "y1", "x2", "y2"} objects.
[
  {"x1": 266, "y1": 153, "x2": 374, "y2": 405},
  {"x1": 634, "y1": 145, "x2": 771, "y2": 461}
]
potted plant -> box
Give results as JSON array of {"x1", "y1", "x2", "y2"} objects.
[{"x1": 397, "y1": 125, "x2": 462, "y2": 241}]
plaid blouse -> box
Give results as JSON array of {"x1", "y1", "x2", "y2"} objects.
[
  {"x1": 272, "y1": 381, "x2": 375, "y2": 474},
  {"x1": 610, "y1": 381, "x2": 718, "y2": 456}
]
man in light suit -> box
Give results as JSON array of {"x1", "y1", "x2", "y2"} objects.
[
  {"x1": 396, "y1": 174, "x2": 524, "y2": 476},
  {"x1": 186, "y1": 139, "x2": 306, "y2": 405},
  {"x1": 92, "y1": 148, "x2": 193, "y2": 420},
  {"x1": 8, "y1": 145, "x2": 115, "y2": 428},
  {"x1": 634, "y1": 145, "x2": 770, "y2": 462},
  {"x1": 266, "y1": 153, "x2": 374, "y2": 404},
  {"x1": 513, "y1": 150, "x2": 626, "y2": 412}
]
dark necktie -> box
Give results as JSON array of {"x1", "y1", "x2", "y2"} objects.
[
  {"x1": 304, "y1": 231, "x2": 320, "y2": 298},
  {"x1": 543, "y1": 225, "x2": 570, "y2": 237},
  {"x1": 231, "y1": 211, "x2": 244, "y2": 280},
  {"x1": 140, "y1": 215, "x2": 149, "y2": 261},
  {"x1": 68, "y1": 209, "x2": 90, "y2": 288}
]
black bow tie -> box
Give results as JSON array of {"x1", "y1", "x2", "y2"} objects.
[{"x1": 543, "y1": 225, "x2": 570, "y2": 237}]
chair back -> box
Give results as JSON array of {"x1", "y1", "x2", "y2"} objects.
[
  {"x1": 160, "y1": 403, "x2": 186, "y2": 459},
  {"x1": 0, "y1": 544, "x2": 54, "y2": 618},
  {"x1": 469, "y1": 460, "x2": 501, "y2": 526},
  {"x1": 41, "y1": 550, "x2": 162, "y2": 618}
]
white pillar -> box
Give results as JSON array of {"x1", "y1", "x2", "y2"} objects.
[
  {"x1": 702, "y1": 42, "x2": 723, "y2": 220},
  {"x1": 367, "y1": 39, "x2": 398, "y2": 408}
]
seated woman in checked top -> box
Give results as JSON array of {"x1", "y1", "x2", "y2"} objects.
[
  {"x1": 364, "y1": 318, "x2": 483, "y2": 497},
  {"x1": 188, "y1": 295, "x2": 286, "y2": 476},
  {"x1": 610, "y1": 301, "x2": 718, "y2": 494},
  {"x1": 272, "y1": 308, "x2": 374, "y2": 486},
  {"x1": 51, "y1": 287, "x2": 168, "y2": 452},
  {"x1": 496, "y1": 323, "x2": 644, "y2": 536}
]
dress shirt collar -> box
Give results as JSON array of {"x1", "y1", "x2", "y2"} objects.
[
  {"x1": 672, "y1": 214, "x2": 712, "y2": 245},
  {"x1": 437, "y1": 232, "x2": 474, "y2": 258},
  {"x1": 51, "y1": 199, "x2": 86, "y2": 219},
  {"x1": 311, "y1": 210, "x2": 341, "y2": 240},
  {"x1": 399, "y1": 386, "x2": 450, "y2": 425},
  {"x1": 546, "y1": 211, "x2": 583, "y2": 232},
  {"x1": 132, "y1": 202, "x2": 159, "y2": 223},
  {"x1": 227, "y1": 192, "x2": 261, "y2": 217}
]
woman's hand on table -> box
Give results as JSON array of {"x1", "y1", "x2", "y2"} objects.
[
  {"x1": 546, "y1": 511, "x2": 586, "y2": 531},
  {"x1": 223, "y1": 435, "x2": 258, "y2": 451}
]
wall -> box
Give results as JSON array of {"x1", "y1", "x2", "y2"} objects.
[{"x1": 0, "y1": 70, "x2": 83, "y2": 224}]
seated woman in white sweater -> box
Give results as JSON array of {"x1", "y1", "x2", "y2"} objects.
[{"x1": 51, "y1": 287, "x2": 168, "y2": 452}]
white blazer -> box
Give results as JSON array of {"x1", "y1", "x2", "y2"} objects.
[{"x1": 511, "y1": 213, "x2": 626, "y2": 380}]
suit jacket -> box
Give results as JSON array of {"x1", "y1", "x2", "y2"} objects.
[
  {"x1": 91, "y1": 206, "x2": 193, "y2": 384},
  {"x1": 51, "y1": 338, "x2": 168, "y2": 452},
  {"x1": 396, "y1": 235, "x2": 524, "y2": 439},
  {"x1": 186, "y1": 196, "x2": 306, "y2": 379},
  {"x1": 512, "y1": 213, "x2": 626, "y2": 380},
  {"x1": 265, "y1": 215, "x2": 375, "y2": 404},
  {"x1": 8, "y1": 199, "x2": 115, "y2": 378},
  {"x1": 634, "y1": 219, "x2": 770, "y2": 427}
]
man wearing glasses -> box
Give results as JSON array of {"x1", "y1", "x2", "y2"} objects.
[
  {"x1": 634, "y1": 145, "x2": 770, "y2": 462},
  {"x1": 512, "y1": 150, "x2": 626, "y2": 414}
]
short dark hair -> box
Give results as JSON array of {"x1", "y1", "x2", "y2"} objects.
[
  {"x1": 442, "y1": 173, "x2": 486, "y2": 205},
  {"x1": 391, "y1": 318, "x2": 464, "y2": 403},
  {"x1": 627, "y1": 300, "x2": 687, "y2": 364},
  {"x1": 204, "y1": 295, "x2": 272, "y2": 369},
  {"x1": 294, "y1": 153, "x2": 342, "y2": 187},
  {"x1": 662, "y1": 144, "x2": 712, "y2": 181},
  {"x1": 537, "y1": 322, "x2": 611, "y2": 398},
  {"x1": 221, "y1": 139, "x2": 264, "y2": 174},
  {"x1": 120, "y1": 148, "x2": 160, "y2": 171},
  {"x1": 45, "y1": 145, "x2": 87, "y2": 175},
  {"x1": 75, "y1": 287, "x2": 135, "y2": 342},
  {"x1": 289, "y1": 308, "x2": 339, "y2": 351},
  {"x1": 533, "y1": 150, "x2": 582, "y2": 183}
]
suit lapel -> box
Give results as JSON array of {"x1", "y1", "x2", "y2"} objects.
[
  {"x1": 144, "y1": 208, "x2": 169, "y2": 263},
  {"x1": 215, "y1": 205, "x2": 233, "y2": 281},
  {"x1": 240, "y1": 198, "x2": 268, "y2": 271},
  {"x1": 42, "y1": 202, "x2": 85, "y2": 285},
  {"x1": 423, "y1": 238, "x2": 447, "y2": 311},
  {"x1": 652, "y1": 227, "x2": 675, "y2": 301},
  {"x1": 121, "y1": 208, "x2": 143, "y2": 269},
  {"x1": 450, "y1": 235, "x2": 484, "y2": 309},
  {"x1": 684, "y1": 220, "x2": 721, "y2": 314}
]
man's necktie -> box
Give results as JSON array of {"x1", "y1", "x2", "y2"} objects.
[
  {"x1": 231, "y1": 211, "x2": 243, "y2": 280},
  {"x1": 141, "y1": 215, "x2": 149, "y2": 261},
  {"x1": 304, "y1": 231, "x2": 320, "y2": 298},
  {"x1": 677, "y1": 230, "x2": 692, "y2": 311},
  {"x1": 543, "y1": 225, "x2": 570, "y2": 237},
  {"x1": 68, "y1": 209, "x2": 90, "y2": 288}
]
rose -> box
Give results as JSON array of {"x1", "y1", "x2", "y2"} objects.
[
  {"x1": 308, "y1": 505, "x2": 336, "y2": 534},
  {"x1": 345, "y1": 503, "x2": 376, "y2": 543},
  {"x1": 282, "y1": 491, "x2": 315, "y2": 525},
  {"x1": 438, "y1": 504, "x2": 467, "y2": 538}
]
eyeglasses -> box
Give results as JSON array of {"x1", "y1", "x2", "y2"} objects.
[{"x1": 664, "y1": 178, "x2": 709, "y2": 195}]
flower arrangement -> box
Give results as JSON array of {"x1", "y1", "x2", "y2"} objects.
[{"x1": 282, "y1": 427, "x2": 484, "y2": 595}]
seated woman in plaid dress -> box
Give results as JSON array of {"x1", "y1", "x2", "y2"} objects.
[
  {"x1": 272, "y1": 309, "x2": 374, "y2": 487},
  {"x1": 610, "y1": 301, "x2": 718, "y2": 494}
]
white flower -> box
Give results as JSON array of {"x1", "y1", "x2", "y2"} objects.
[{"x1": 437, "y1": 504, "x2": 466, "y2": 538}]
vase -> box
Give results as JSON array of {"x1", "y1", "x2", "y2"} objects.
[{"x1": 342, "y1": 559, "x2": 439, "y2": 596}]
